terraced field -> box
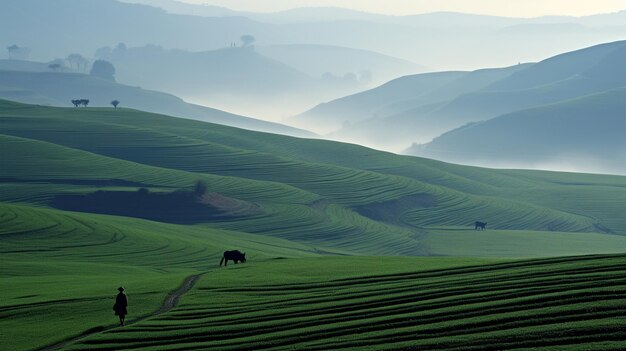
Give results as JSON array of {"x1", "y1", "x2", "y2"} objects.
[
  {"x1": 1, "y1": 100, "x2": 626, "y2": 350},
  {"x1": 65, "y1": 255, "x2": 626, "y2": 350},
  {"x1": 0, "y1": 202, "x2": 316, "y2": 350},
  {"x1": 1, "y1": 100, "x2": 624, "y2": 239}
]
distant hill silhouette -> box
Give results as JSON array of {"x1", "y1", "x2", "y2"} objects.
[
  {"x1": 406, "y1": 88, "x2": 626, "y2": 175},
  {"x1": 256, "y1": 44, "x2": 424, "y2": 87},
  {"x1": 3, "y1": 0, "x2": 626, "y2": 70},
  {"x1": 0, "y1": 59, "x2": 69, "y2": 73},
  {"x1": 290, "y1": 71, "x2": 469, "y2": 134},
  {"x1": 92, "y1": 44, "x2": 377, "y2": 119},
  {"x1": 299, "y1": 40, "x2": 626, "y2": 154},
  {"x1": 3, "y1": 0, "x2": 626, "y2": 118},
  {"x1": 294, "y1": 64, "x2": 526, "y2": 137}
]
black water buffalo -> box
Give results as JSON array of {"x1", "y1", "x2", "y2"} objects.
[
  {"x1": 475, "y1": 221, "x2": 487, "y2": 230},
  {"x1": 219, "y1": 250, "x2": 246, "y2": 266}
]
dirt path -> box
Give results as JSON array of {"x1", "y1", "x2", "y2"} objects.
[{"x1": 40, "y1": 273, "x2": 204, "y2": 351}]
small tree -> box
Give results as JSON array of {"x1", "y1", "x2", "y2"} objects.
[
  {"x1": 111, "y1": 100, "x2": 120, "y2": 108},
  {"x1": 7, "y1": 44, "x2": 19, "y2": 59},
  {"x1": 240, "y1": 35, "x2": 256, "y2": 47},
  {"x1": 71, "y1": 99, "x2": 81, "y2": 107},
  {"x1": 48, "y1": 58, "x2": 65, "y2": 71},
  {"x1": 80, "y1": 99, "x2": 90, "y2": 107},
  {"x1": 7, "y1": 44, "x2": 30, "y2": 60},
  {"x1": 66, "y1": 53, "x2": 89, "y2": 72},
  {"x1": 113, "y1": 42, "x2": 127, "y2": 55},
  {"x1": 90, "y1": 59, "x2": 116, "y2": 81}
]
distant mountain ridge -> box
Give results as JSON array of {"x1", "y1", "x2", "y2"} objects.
[
  {"x1": 123, "y1": 0, "x2": 626, "y2": 27},
  {"x1": 295, "y1": 40, "x2": 626, "y2": 174},
  {"x1": 293, "y1": 64, "x2": 528, "y2": 138},
  {"x1": 256, "y1": 44, "x2": 425, "y2": 86},
  {"x1": 3, "y1": 0, "x2": 625, "y2": 69}
]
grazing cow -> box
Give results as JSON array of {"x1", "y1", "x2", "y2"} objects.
[
  {"x1": 219, "y1": 250, "x2": 246, "y2": 266},
  {"x1": 475, "y1": 221, "x2": 487, "y2": 230}
]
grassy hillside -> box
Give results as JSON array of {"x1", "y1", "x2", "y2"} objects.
[
  {"x1": 408, "y1": 88, "x2": 626, "y2": 174},
  {"x1": 2, "y1": 100, "x2": 626, "y2": 350},
  {"x1": 2, "y1": 99, "x2": 625, "y2": 234},
  {"x1": 0, "y1": 70, "x2": 314, "y2": 137},
  {"x1": 3, "y1": 100, "x2": 623, "y2": 237},
  {"x1": 63, "y1": 255, "x2": 626, "y2": 350},
  {"x1": 0, "y1": 201, "x2": 316, "y2": 351},
  {"x1": 0, "y1": 133, "x2": 424, "y2": 256}
]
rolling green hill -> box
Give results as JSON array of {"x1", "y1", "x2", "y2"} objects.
[
  {"x1": 2, "y1": 100, "x2": 626, "y2": 350},
  {"x1": 0, "y1": 201, "x2": 316, "y2": 350},
  {"x1": 3, "y1": 100, "x2": 625, "y2": 236}
]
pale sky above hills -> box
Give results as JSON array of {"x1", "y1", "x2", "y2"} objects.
[{"x1": 179, "y1": 0, "x2": 626, "y2": 17}]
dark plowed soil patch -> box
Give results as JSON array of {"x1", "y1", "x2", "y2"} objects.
[{"x1": 51, "y1": 189, "x2": 261, "y2": 224}]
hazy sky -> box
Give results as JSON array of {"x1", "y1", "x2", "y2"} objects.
[{"x1": 179, "y1": 0, "x2": 626, "y2": 17}]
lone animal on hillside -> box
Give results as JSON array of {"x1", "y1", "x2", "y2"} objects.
[
  {"x1": 475, "y1": 221, "x2": 487, "y2": 230},
  {"x1": 220, "y1": 250, "x2": 246, "y2": 266}
]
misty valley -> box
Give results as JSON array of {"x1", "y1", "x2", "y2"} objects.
[{"x1": 1, "y1": 1, "x2": 626, "y2": 350}]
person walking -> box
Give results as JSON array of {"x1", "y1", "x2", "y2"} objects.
[{"x1": 113, "y1": 287, "x2": 128, "y2": 326}]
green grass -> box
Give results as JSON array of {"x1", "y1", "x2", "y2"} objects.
[
  {"x1": 1, "y1": 99, "x2": 626, "y2": 350},
  {"x1": 1, "y1": 265, "x2": 188, "y2": 350},
  {"x1": 424, "y1": 227, "x2": 626, "y2": 257},
  {"x1": 2, "y1": 99, "x2": 624, "y2": 240},
  {"x1": 0, "y1": 202, "x2": 317, "y2": 350},
  {"x1": 64, "y1": 255, "x2": 626, "y2": 350}
]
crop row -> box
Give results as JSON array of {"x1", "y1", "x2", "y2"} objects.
[{"x1": 69, "y1": 255, "x2": 626, "y2": 350}]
